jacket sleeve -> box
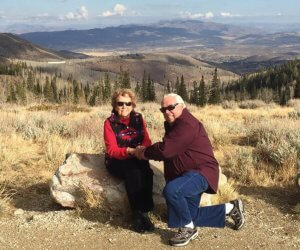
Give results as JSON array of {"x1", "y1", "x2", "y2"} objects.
[
  {"x1": 144, "y1": 120, "x2": 195, "y2": 160},
  {"x1": 103, "y1": 119, "x2": 129, "y2": 160},
  {"x1": 141, "y1": 117, "x2": 152, "y2": 147}
]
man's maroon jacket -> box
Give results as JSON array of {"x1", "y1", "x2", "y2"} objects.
[{"x1": 144, "y1": 108, "x2": 219, "y2": 194}]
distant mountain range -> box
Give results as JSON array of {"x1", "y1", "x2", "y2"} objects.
[
  {"x1": 18, "y1": 19, "x2": 300, "y2": 67},
  {"x1": 1, "y1": 19, "x2": 300, "y2": 74},
  {"x1": 19, "y1": 19, "x2": 300, "y2": 52},
  {"x1": 20, "y1": 20, "x2": 261, "y2": 51}
]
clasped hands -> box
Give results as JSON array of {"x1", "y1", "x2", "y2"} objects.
[{"x1": 127, "y1": 146, "x2": 148, "y2": 160}]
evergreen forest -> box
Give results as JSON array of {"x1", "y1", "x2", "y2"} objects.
[{"x1": 1, "y1": 59, "x2": 300, "y2": 106}]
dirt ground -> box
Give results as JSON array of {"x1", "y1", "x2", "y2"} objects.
[{"x1": 0, "y1": 184, "x2": 299, "y2": 250}]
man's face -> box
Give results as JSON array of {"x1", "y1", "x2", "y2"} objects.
[{"x1": 161, "y1": 96, "x2": 184, "y2": 123}]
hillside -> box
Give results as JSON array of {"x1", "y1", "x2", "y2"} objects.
[
  {"x1": 207, "y1": 55, "x2": 290, "y2": 74},
  {"x1": 80, "y1": 52, "x2": 238, "y2": 86},
  {"x1": 0, "y1": 33, "x2": 89, "y2": 61}
]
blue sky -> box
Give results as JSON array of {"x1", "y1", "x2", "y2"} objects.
[{"x1": 0, "y1": 0, "x2": 300, "y2": 32}]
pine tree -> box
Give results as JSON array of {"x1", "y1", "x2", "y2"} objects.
[
  {"x1": 73, "y1": 79, "x2": 80, "y2": 104},
  {"x1": 26, "y1": 71, "x2": 34, "y2": 92},
  {"x1": 146, "y1": 75, "x2": 152, "y2": 101},
  {"x1": 280, "y1": 87, "x2": 287, "y2": 106},
  {"x1": 208, "y1": 68, "x2": 221, "y2": 104},
  {"x1": 175, "y1": 77, "x2": 180, "y2": 94},
  {"x1": 190, "y1": 81, "x2": 198, "y2": 104},
  {"x1": 250, "y1": 83, "x2": 258, "y2": 100},
  {"x1": 103, "y1": 73, "x2": 112, "y2": 102},
  {"x1": 89, "y1": 82, "x2": 103, "y2": 106},
  {"x1": 35, "y1": 79, "x2": 42, "y2": 96},
  {"x1": 286, "y1": 85, "x2": 292, "y2": 102},
  {"x1": 121, "y1": 70, "x2": 131, "y2": 89},
  {"x1": 141, "y1": 70, "x2": 147, "y2": 102},
  {"x1": 16, "y1": 82, "x2": 26, "y2": 104},
  {"x1": 149, "y1": 80, "x2": 156, "y2": 101},
  {"x1": 7, "y1": 84, "x2": 17, "y2": 103},
  {"x1": 295, "y1": 77, "x2": 300, "y2": 98},
  {"x1": 178, "y1": 75, "x2": 188, "y2": 101},
  {"x1": 50, "y1": 77, "x2": 58, "y2": 103},
  {"x1": 84, "y1": 83, "x2": 91, "y2": 102},
  {"x1": 166, "y1": 80, "x2": 171, "y2": 93},
  {"x1": 43, "y1": 76, "x2": 51, "y2": 102},
  {"x1": 135, "y1": 81, "x2": 140, "y2": 97},
  {"x1": 199, "y1": 76, "x2": 207, "y2": 107}
]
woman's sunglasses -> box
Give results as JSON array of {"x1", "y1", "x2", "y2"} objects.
[
  {"x1": 117, "y1": 101, "x2": 132, "y2": 107},
  {"x1": 160, "y1": 103, "x2": 179, "y2": 113}
]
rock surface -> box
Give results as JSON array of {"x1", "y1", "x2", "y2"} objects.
[{"x1": 50, "y1": 153, "x2": 228, "y2": 214}]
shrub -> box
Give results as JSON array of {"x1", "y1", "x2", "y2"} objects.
[
  {"x1": 222, "y1": 100, "x2": 238, "y2": 109},
  {"x1": 27, "y1": 104, "x2": 91, "y2": 113},
  {"x1": 248, "y1": 119, "x2": 300, "y2": 171},
  {"x1": 239, "y1": 100, "x2": 266, "y2": 109},
  {"x1": 288, "y1": 109, "x2": 300, "y2": 119},
  {"x1": 287, "y1": 99, "x2": 300, "y2": 109},
  {"x1": 223, "y1": 148, "x2": 255, "y2": 184}
]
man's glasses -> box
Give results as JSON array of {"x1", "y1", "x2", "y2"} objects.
[
  {"x1": 160, "y1": 103, "x2": 179, "y2": 113},
  {"x1": 117, "y1": 101, "x2": 132, "y2": 107}
]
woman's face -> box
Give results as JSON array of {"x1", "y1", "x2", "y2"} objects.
[{"x1": 115, "y1": 94, "x2": 133, "y2": 118}]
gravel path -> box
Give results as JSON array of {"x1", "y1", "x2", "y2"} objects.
[{"x1": 0, "y1": 186, "x2": 299, "y2": 250}]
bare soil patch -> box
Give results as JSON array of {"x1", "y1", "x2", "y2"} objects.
[{"x1": 0, "y1": 182, "x2": 299, "y2": 250}]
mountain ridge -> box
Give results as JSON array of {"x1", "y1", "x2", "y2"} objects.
[{"x1": 0, "y1": 33, "x2": 89, "y2": 61}]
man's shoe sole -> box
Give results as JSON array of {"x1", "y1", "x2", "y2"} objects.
[
  {"x1": 235, "y1": 199, "x2": 245, "y2": 230},
  {"x1": 169, "y1": 231, "x2": 199, "y2": 247}
]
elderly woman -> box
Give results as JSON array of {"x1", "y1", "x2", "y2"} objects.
[{"x1": 104, "y1": 89, "x2": 154, "y2": 233}]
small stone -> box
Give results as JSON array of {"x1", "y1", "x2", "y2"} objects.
[{"x1": 14, "y1": 209, "x2": 24, "y2": 216}]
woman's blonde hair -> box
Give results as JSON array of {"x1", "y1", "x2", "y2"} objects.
[{"x1": 111, "y1": 89, "x2": 137, "y2": 108}]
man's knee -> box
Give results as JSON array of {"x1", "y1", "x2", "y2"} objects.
[{"x1": 163, "y1": 182, "x2": 178, "y2": 201}]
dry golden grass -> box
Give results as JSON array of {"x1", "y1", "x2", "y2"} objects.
[
  {"x1": 75, "y1": 183, "x2": 103, "y2": 209},
  {"x1": 212, "y1": 181, "x2": 238, "y2": 204},
  {"x1": 0, "y1": 101, "x2": 299, "y2": 215},
  {"x1": 0, "y1": 181, "x2": 15, "y2": 217}
]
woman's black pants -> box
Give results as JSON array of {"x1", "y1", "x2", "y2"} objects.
[{"x1": 106, "y1": 158, "x2": 154, "y2": 213}]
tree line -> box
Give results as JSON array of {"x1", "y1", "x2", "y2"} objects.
[
  {"x1": 223, "y1": 60, "x2": 300, "y2": 105},
  {"x1": 1, "y1": 60, "x2": 300, "y2": 106}
]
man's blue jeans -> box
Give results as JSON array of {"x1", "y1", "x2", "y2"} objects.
[{"x1": 163, "y1": 171, "x2": 225, "y2": 228}]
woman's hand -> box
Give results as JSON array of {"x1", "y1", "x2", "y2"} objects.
[
  {"x1": 127, "y1": 147, "x2": 135, "y2": 156},
  {"x1": 133, "y1": 146, "x2": 148, "y2": 160}
]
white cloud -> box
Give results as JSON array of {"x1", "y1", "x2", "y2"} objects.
[
  {"x1": 220, "y1": 12, "x2": 241, "y2": 18},
  {"x1": 205, "y1": 12, "x2": 214, "y2": 19},
  {"x1": 114, "y1": 4, "x2": 126, "y2": 15},
  {"x1": 180, "y1": 11, "x2": 214, "y2": 19},
  {"x1": 102, "y1": 4, "x2": 126, "y2": 17},
  {"x1": 59, "y1": 6, "x2": 88, "y2": 20},
  {"x1": 180, "y1": 11, "x2": 203, "y2": 19}
]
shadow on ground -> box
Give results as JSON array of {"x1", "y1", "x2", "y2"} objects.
[
  {"x1": 78, "y1": 206, "x2": 172, "y2": 245},
  {"x1": 9, "y1": 182, "x2": 64, "y2": 212},
  {"x1": 238, "y1": 184, "x2": 299, "y2": 214}
]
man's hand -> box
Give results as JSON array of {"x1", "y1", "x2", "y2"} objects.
[{"x1": 133, "y1": 146, "x2": 148, "y2": 160}]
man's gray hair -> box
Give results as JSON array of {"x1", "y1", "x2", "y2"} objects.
[{"x1": 163, "y1": 93, "x2": 186, "y2": 107}]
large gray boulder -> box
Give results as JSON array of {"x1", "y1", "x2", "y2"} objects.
[{"x1": 50, "y1": 153, "x2": 228, "y2": 214}]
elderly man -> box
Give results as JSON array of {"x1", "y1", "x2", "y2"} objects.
[{"x1": 134, "y1": 93, "x2": 245, "y2": 247}]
